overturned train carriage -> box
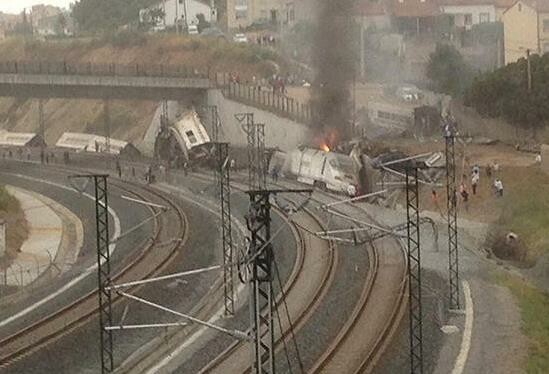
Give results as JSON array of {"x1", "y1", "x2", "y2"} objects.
[
  {"x1": 269, "y1": 147, "x2": 360, "y2": 196},
  {"x1": 155, "y1": 110, "x2": 212, "y2": 166}
]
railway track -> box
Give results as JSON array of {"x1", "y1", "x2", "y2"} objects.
[
  {"x1": 0, "y1": 174, "x2": 188, "y2": 369},
  {"x1": 171, "y1": 172, "x2": 336, "y2": 374},
  {"x1": 179, "y1": 171, "x2": 408, "y2": 374},
  {"x1": 305, "y1": 190, "x2": 408, "y2": 374}
]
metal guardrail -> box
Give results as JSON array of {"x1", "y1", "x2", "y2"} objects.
[
  {"x1": 217, "y1": 79, "x2": 313, "y2": 125},
  {"x1": 0, "y1": 61, "x2": 314, "y2": 126},
  {"x1": 0, "y1": 60, "x2": 210, "y2": 79}
]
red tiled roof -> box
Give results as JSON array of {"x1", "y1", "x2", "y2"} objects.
[
  {"x1": 524, "y1": 0, "x2": 549, "y2": 12},
  {"x1": 494, "y1": 0, "x2": 516, "y2": 8},
  {"x1": 390, "y1": 0, "x2": 440, "y2": 17},
  {"x1": 438, "y1": 0, "x2": 496, "y2": 5}
]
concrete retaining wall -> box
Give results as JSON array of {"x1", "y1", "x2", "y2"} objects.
[{"x1": 208, "y1": 89, "x2": 311, "y2": 151}]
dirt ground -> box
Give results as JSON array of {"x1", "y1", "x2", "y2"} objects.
[{"x1": 382, "y1": 138, "x2": 540, "y2": 221}]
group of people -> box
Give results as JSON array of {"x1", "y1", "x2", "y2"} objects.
[
  {"x1": 255, "y1": 34, "x2": 277, "y2": 46},
  {"x1": 457, "y1": 162, "x2": 504, "y2": 210}
]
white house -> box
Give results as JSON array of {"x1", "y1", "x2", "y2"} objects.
[
  {"x1": 144, "y1": 0, "x2": 215, "y2": 29},
  {"x1": 438, "y1": 0, "x2": 497, "y2": 28}
]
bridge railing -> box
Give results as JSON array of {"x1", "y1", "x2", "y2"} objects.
[
  {"x1": 214, "y1": 73, "x2": 313, "y2": 125},
  {"x1": 0, "y1": 60, "x2": 210, "y2": 79},
  {"x1": 0, "y1": 60, "x2": 315, "y2": 126}
]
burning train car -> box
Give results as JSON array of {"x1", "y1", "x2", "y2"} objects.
[{"x1": 269, "y1": 147, "x2": 359, "y2": 196}]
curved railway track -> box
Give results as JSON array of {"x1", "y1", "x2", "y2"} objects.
[
  {"x1": 0, "y1": 175, "x2": 188, "y2": 369},
  {"x1": 176, "y1": 173, "x2": 336, "y2": 374},
  {"x1": 305, "y1": 191, "x2": 408, "y2": 374},
  {"x1": 194, "y1": 171, "x2": 408, "y2": 374}
]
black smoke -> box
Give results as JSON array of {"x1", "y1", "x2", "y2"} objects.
[{"x1": 311, "y1": 0, "x2": 357, "y2": 145}]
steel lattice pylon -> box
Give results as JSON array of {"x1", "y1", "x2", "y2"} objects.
[
  {"x1": 93, "y1": 175, "x2": 114, "y2": 373},
  {"x1": 216, "y1": 142, "x2": 235, "y2": 315},
  {"x1": 445, "y1": 134, "x2": 460, "y2": 310},
  {"x1": 235, "y1": 113, "x2": 267, "y2": 190},
  {"x1": 246, "y1": 190, "x2": 275, "y2": 374},
  {"x1": 256, "y1": 123, "x2": 266, "y2": 189},
  {"x1": 406, "y1": 167, "x2": 423, "y2": 374}
]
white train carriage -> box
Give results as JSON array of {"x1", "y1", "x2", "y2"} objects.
[
  {"x1": 56, "y1": 132, "x2": 136, "y2": 155},
  {"x1": 171, "y1": 110, "x2": 211, "y2": 155},
  {"x1": 155, "y1": 110, "x2": 212, "y2": 165},
  {"x1": 270, "y1": 147, "x2": 359, "y2": 196},
  {"x1": 368, "y1": 101, "x2": 414, "y2": 130}
]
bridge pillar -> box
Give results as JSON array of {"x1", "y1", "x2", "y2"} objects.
[{"x1": 103, "y1": 99, "x2": 111, "y2": 155}]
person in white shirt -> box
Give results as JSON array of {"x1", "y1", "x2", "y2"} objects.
[
  {"x1": 471, "y1": 172, "x2": 480, "y2": 195},
  {"x1": 494, "y1": 178, "x2": 503, "y2": 197}
]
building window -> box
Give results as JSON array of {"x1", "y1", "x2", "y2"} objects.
[
  {"x1": 464, "y1": 14, "x2": 473, "y2": 25},
  {"x1": 518, "y1": 3, "x2": 522, "y2": 11},
  {"x1": 479, "y1": 13, "x2": 490, "y2": 23},
  {"x1": 544, "y1": 42, "x2": 549, "y2": 53},
  {"x1": 544, "y1": 19, "x2": 549, "y2": 32},
  {"x1": 235, "y1": 0, "x2": 248, "y2": 20},
  {"x1": 186, "y1": 130, "x2": 197, "y2": 144}
]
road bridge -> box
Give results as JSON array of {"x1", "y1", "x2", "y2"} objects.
[{"x1": 0, "y1": 61, "x2": 211, "y2": 100}]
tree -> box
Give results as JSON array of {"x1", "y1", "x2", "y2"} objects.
[
  {"x1": 465, "y1": 52, "x2": 549, "y2": 136},
  {"x1": 426, "y1": 43, "x2": 474, "y2": 97},
  {"x1": 55, "y1": 13, "x2": 67, "y2": 35},
  {"x1": 71, "y1": 0, "x2": 159, "y2": 33}
]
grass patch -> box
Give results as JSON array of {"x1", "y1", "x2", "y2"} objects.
[
  {"x1": 495, "y1": 272, "x2": 549, "y2": 373},
  {"x1": 497, "y1": 166, "x2": 549, "y2": 260},
  {"x1": 0, "y1": 185, "x2": 17, "y2": 212}
]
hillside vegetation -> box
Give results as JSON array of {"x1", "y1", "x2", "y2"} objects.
[
  {"x1": 0, "y1": 186, "x2": 28, "y2": 260},
  {"x1": 0, "y1": 33, "x2": 281, "y2": 145}
]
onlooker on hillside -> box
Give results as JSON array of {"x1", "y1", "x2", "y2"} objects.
[
  {"x1": 486, "y1": 164, "x2": 492, "y2": 178},
  {"x1": 471, "y1": 171, "x2": 479, "y2": 195},
  {"x1": 494, "y1": 178, "x2": 504, "y2": 197},
  {"x1": 472, "y1": 164, "x2": 480, "y2": 175}
]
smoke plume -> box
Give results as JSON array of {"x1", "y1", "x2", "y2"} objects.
[{"x1": 311, "y1": 0, "x2": 357, "y2": 146}]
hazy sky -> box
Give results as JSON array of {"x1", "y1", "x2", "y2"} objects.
[{"x1": 0, "y1": 1, "x2": 73, "y2": 14}]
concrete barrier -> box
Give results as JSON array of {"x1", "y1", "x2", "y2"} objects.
[{"x1": 208, "y1": 89, "x2": 311, "y2": 151}]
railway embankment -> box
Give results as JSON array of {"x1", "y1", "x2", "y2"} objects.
[{"x1": 0, "y1": 185, "x2": 28, "y2": 264}]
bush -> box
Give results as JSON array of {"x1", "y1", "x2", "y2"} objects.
[
  {"x1": 0, "y1": 186, "x2": 15, "y2": 212},
  {"x1": 426, "y1": 43, "x2": 475, "y2": 96},
  {"x1": 103, "y1": 30, "x2": 147, "y2": 48},
  {"x1": 465, "y1": 52, "x2": 549, "y2": 132}
]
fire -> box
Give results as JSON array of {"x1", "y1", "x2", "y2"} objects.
[{"x1": 320, "y1": 143, "x2": 331, "y2": 152}]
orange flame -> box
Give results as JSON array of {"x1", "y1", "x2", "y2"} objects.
[{"x1": 320, "y1": 143, "x2": 330, "y2": 152}]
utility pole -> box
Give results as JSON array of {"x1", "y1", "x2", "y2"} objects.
[
  {"x1": 245, "y1": 188, "x2": 311, "y2": 374},
  {"x1": 38, "y1": 99, "x2": 46, "y2": 163},
  {"x1": 215, "y1": 142, "x2": 235, "y2": 316},
  {"x1": 444, "y1": 118, "x2": 460, "y2": 311},
  {"x1": 526, "y1": 48, "x2": 532, "y2": 92},
  {"x1": 69, "y1": 175, "x2": 113, "y2": 373},
  {"x1": 405, "y1": 165, "x2": 424, "y2": 374},
  {"x1": 104, "y1": 99, "x2": 111, "y2": 155}
]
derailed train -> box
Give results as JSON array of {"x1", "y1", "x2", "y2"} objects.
[
  {"x1": 269, "y1": 147, "x2": 360, "y2": 196},
  {"x1": 155, "y1": 110, "x2": 213, "y2": 166}
]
